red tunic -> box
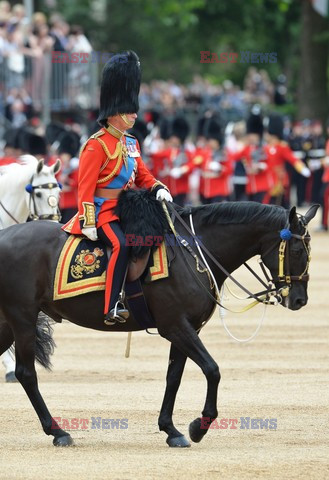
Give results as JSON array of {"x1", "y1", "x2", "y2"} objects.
[
  {"x1": 62, "y1": 127, "x2": 166, "y2": 234},
  {"x1": 196, "y1": 146, "x2": 233, "y2": 198},
  {"x1": 264, "y1": 142, "x2": 306, "y2": 196},
  {"x1": 234, "y1": 144, "x2": 274, "y2": 195},
  {"x1": 151, "y1": 147, "x2": 194, "y2": 196}
]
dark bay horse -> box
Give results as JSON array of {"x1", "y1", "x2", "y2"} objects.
[{"x1": 0, "y1": 201, "x2": 318, "y2": 448}]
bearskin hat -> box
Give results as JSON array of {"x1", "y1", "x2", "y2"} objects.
[
  {"x1": 97, "y1": 50, "x2": 141, "y2": 126},
  {"x1": 246, "y1": 105, "x2": 263, "y2": 136},
  {"x1": 27, "y1": 134, "x2": 47, "y2": 156},
  {"x1": 57, "y1": 131, "x2": 81, "y2": 157},
  {"x1": 45, "y1": 122, "x2": 67, "y2": 145},
  {"x1": 267, "y1": 113, "x2": 284, "y2": 139},
  {"x1": 129, "y1": 118, "x2": 148, "y2": 141},
  {"x1": 204, "y1": 115, "x2": 222, "y2": 143},
  {"x1": 159, "y1": 117, "x2": 172, "y2": 141},
  {"x1": 171, "y1": 116, "x2": 190, "y2": 143}
]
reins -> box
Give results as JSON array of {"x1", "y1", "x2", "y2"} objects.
[
  {"x1": 165, "y1": 202, "x2": 279, "y2": 308},
  {"x1": 0, "y1": 200, "x2": 20, "y2": 225},
  {"x1": 162, "y1": 202, "x2": 311, "y2": 342}
]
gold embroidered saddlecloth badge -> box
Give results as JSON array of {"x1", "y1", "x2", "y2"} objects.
[{"x1": 71, "y1": 247, "x2": 104, "y2": 279}]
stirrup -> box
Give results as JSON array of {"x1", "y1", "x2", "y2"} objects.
[
  {"x1": 112, "y1": 300, "x2": 129, "y2": 323},
  {"x1": 104, "y1": 274, "x2": 129, "y2": 326},
  {"x1": 104, "y1": 298, "x2": 129, "y2": 326}
]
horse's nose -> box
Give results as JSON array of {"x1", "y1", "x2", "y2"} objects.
[{"x1": 292, "y1": 297, "x2": 307, "y2": 310}]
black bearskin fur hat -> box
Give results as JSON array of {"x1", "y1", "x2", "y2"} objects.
[
  {"x1": 171, "y1": 116, "x2": 190, "y2": 143},
  {"x1": 204, "y1": 116, "x2": 222, "y2": 143},
  {"x1": 267, "y1": 113, "x2": 284, "y2": 140},
  {"x1": 97, "y1": 50, "x2": 141, "y2": 126}
]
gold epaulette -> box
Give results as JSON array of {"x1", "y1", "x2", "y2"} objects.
[{"x1": 79, "y1": 130, "x2": 105, "y2": 156}]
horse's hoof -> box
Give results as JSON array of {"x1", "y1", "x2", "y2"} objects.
[
  {"x1": 53, "y1": 435, "x2": 74, "y2": 447},
  {"x1": 189, "y1": 418, "x2": 205, "y2": 443},
  {"x1": 5, "y1": 371, "x2": 18, "y2": 383},
  {"x1": 166, "y1": 435, "x2": 191, "y2": 448}
]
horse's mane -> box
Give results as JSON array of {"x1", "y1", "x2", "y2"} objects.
[{"x1": 180, "y1": 201, "x2": 287, "y2": 229}]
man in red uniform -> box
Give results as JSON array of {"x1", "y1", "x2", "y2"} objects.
[
  {"x1": 151, "y1": 116, "x2": 194, "y2": 206},
  {"x1": 264, "y1": 114, "x2": 311, "y2": 207},
  {"x1": 63, "y1": 51, "x2": 172, "y2": 325},
  {"x1": 233, "y1": 106, "x2": 273, "y2": 203},
  {"x1": 196, "y1": 116, "x2": 233, "y2": 203}
]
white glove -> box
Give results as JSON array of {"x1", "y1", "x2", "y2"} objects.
[
  {"x1": 82, "y1": 227, "x2": 98, "y2": 241},
  {"x1": 170, "y1": 167, "x2": 183, "y2": 179},
  {"x1": 300, "y1": 166, "x2": 311, "y2": 178},
  {"x1": 257, "y1": 162, "x2": 267, "y2": 171},
  {"x1": 156, "y1": 188, "x2": 173, "y2": 202},
  {"x1": 209, "y1": 161, "x2": 222, "y2": 172}
]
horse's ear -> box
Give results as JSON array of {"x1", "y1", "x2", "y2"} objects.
[
  {"x1": 288, "y1": 206, "x2": 297, "y2": 226},
  {"x1": 52, "y1": 159, "x2": 61, "y2": 175},
  {"x1": 304, "y1": 204, "x2": 320, "y2": 225},
  {"x1": 36, "y1": 159, "x2": 44, "y2": 174}
]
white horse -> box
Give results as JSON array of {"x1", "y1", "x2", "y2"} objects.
[{"x1": 0, "y1": 155, "x2": 61, "y2": 381}]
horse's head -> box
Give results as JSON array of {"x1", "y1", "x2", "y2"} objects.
[
  {"x1": 260, "y1": 204, "x2": 319, "y2": 311},
  {"x1": 23, "y1": 156, "x2": 62, "y2": 221}
]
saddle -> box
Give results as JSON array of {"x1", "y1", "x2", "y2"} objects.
[{"x1": 54, "y1": 189, "x2": 170, "y2": 328}]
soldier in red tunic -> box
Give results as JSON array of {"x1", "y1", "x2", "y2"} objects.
[
  {"x1": 150, "y1": 117, "x2": 194, "y2": 206},
  {"x1": 62, "y1": 51, "x2": 172, "y2": 325},
  {"x1": 233, "y1": 106, "x2": 273, "y2": 203},
  {"x1": 196, "y1": 116, "x2": 233, "y2": 203},
  {"x1": 264, "y1": 114, "x2": 311, "y2": 206}
]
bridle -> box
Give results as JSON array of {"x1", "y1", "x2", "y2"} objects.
[
  {"x1": 259, "y1": 216, "x2": 311, "y2": 300},
  {"x1": 25, "y1": 174, "x2": 62, "y2": 221},
  {"x1": 0, "y1": 176, "x2": 62, "y2": 225},
  {"x1": 164, "y1": 203, "x2": 311, "y2": 309}
]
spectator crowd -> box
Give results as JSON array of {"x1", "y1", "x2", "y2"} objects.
[{"x1": 1, "y1": 2, "x2": 328, "y2": 232}]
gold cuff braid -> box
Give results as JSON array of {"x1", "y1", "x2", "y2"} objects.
[
  {"x1": 81, "y1": 202, "x2": 96, "y2": 228},
  {"x1": 151, "y1": 181, "x2": 169, "y2": 192}
]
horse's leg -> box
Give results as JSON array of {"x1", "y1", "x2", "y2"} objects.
[
  {"x1": 6, "y1": 309, "x2": 73, "y2": 446},
  {"x1": 158, "y1": 344, "x2": 190, "y2": 448},
  {"x1": 159, "y1": 319, "x2": 220, "y2": 444}
]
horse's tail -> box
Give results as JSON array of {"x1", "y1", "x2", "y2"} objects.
[{"x1": 34, "y1": 312, "x2": 56, "y2": 370}]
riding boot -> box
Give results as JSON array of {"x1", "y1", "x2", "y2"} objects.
[{"x1": 98, "y1": 222, "x2": 130, "y2": 326}]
